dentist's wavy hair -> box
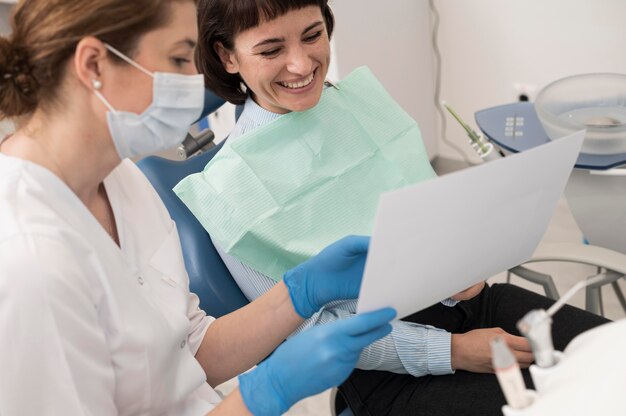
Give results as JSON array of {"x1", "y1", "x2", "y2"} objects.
[
  {"x1": 0, "y1": 0, "x2": 195, "y2": 119},
  {"x1": 196, "y1": 0, "x2": 335, "y2": 105}
]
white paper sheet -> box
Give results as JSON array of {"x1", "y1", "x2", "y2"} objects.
[{"x1": 357, "y1": 131, "x2": 585, "y2": 318}]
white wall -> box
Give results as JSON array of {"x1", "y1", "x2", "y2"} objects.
[
  {"x1": 436, "y1": 0, "x2": 626, "y2": 161},
  {"x1": 329, "y1": 0, "x2": 438, "y2": 159}
]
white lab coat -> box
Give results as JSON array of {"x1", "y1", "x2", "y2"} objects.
[{"x1": 0, "y1": 154, "x2": 222, "y2": 415}]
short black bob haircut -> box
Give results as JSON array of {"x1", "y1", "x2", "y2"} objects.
[{"x1": 196, "y1": 0, "x2": 335, "y2": 105}]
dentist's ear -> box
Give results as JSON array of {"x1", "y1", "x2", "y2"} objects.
[
  {"x1": 214, "y1": 41, "x2": 240, "y2": 74},
  {"x1": 72, "y1": 36, "x2": 108, "y2": 91}
]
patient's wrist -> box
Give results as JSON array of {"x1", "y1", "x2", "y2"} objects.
[{"x1": 450, "y1": 333, "x2": 465, "y2": 371}]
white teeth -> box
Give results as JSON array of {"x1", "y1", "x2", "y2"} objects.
[{"x1": 278, "y1": 71, "x2": 315, "y2": 89}]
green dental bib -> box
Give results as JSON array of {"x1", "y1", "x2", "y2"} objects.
[{"x1": 174, "y1": 67, "x2": 435, "y2": 281}]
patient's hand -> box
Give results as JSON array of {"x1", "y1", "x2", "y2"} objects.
[
  {"x1": 451, "y1": 281, "x2": 486, "y2": 301},
  {"x1": 450, "y1": 327, "x2": 533, "y2": 373}
]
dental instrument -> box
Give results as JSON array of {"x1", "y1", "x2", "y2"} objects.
[
  {"x1": 516, "y1": 309, "x2": 555, "y2": 368},
  {"x1": 491, "y1": 336, "x2": 532, "y2": 410},
  {"x1": 442, "y1": 101, "x2": 501, "y2": 161},
  {"x1": 517, "y1": 274, "x2": 607, "y2": 368}
]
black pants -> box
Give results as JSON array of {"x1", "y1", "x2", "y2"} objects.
[{"x1": 339, "y1": 283, "x2": 610, "y2": 416}]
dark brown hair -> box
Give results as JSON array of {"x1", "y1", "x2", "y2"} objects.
[
  {"x1": 0, "y1": 0, "x2": 194, "y2": 119},
  {"x1": 196, "y1": 0, "x2": 334, "y2": 105}
]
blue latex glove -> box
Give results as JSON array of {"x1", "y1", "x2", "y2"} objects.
[
  {"x1": 239, "y1": 307, "x2": 396, "y2": 416},
  {"x1": 283, "y1": 235, "x2": 370, "y2": 318}
]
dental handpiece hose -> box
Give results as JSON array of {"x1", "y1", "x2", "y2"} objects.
[
  {"x1": 517, "y1": 274, "x2": 607, "y2": 368},
  {"x1": 547, "y1": 274, "x2": 606, "y2": 317},
  {"x1": 491, "y1": 336, "x2": 532, "y2": 410}
]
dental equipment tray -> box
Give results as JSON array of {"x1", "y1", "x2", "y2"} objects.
[{"x1": 475, "y1": 102, "x2": 626, "y2": 170}]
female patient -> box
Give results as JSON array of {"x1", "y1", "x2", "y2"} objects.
[{"x1": 191, "y1": 0, "x2": 610, "y2": 414}]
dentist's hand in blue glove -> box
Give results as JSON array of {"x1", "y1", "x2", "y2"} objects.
[
  {"x1": 283, "y1": 235, "x2": 370, "y2": 318},
  {"x1": 239, "y1": 307, "x2": 396, "y2": 416}
]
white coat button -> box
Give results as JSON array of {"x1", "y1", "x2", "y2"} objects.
[
  {"x1": 180, "y1": 339, "x2": 186, "y2": 349},
  {"x1": 138, "y1": 276, "x2": 144, "y2": 285}
]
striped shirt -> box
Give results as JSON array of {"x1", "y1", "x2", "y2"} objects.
[{"x1": 212, "y1": 96, "x2": 455, "y2": 377}]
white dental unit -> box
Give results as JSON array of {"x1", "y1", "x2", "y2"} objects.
[
  {"x1": 475, "y1": 74, "x2": 626, "y2": 257},
  {"x1": 475, "y1": 74, "x2": 626, "y2": 415}
]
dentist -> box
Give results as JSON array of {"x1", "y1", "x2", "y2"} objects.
[{"x1": 0, "y1": 0, "x2": 395, "y2": 414}]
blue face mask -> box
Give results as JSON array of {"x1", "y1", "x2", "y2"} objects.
[{"x1": 93, "y1": 43, "x2": 205, "y2": 160}]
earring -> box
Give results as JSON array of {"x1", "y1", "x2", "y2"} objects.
[{"x1": 92, "y1": 79, "x2": 102, "y2": 90}]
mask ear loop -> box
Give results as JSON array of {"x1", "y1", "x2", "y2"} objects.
[
  {"x1": 92, "y1": 79, "x2": 117, "y2": 113},
  {"x1": 104, "y1": 43, "x2": 154, "y2": 79}
]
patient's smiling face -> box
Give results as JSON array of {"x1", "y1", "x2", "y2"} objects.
[{"x1": 217, "y1": 6, "x2": 331, "y2": 114}]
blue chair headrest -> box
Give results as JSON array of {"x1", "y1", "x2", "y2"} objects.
[{"x1": 197, "y1": 89, "x2": 227, "y2": 122}]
